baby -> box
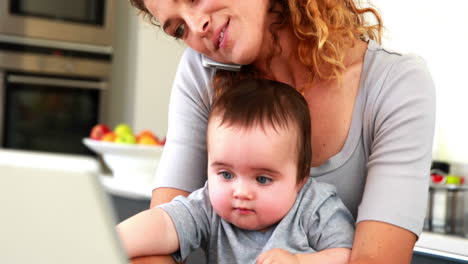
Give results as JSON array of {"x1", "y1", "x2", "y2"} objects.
[{"x1": 117, "y1": 79, "x2": 355, "y2": 264}]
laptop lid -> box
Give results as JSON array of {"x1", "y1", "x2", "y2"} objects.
[{"x1": 0, "y1": 150, "x2": 130, "y2": 264}]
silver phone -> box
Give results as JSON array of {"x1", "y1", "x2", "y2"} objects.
[{"x1": 201, "y1": 55, "x2": 242, "y2": 72}]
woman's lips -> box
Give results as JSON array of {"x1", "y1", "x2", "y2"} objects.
[
  {"x1": 219, "y1": 19, "x2": 229, "y2": 49},
  {"x1": 214, "y1": 19, "x2": 230, "y2": 50}
]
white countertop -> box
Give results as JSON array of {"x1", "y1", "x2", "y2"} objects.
[
  {"x1": 415, "y1": 232, "x2": 468, "y2": 261},
  {"x1": 99, "y1": 174, "x2": 153, "y2": 200}
]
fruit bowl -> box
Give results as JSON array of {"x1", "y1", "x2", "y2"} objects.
[{"x1": 83, "y1": 138, "x2": 163, "y2": 184}]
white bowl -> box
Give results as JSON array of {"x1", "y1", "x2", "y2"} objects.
[{"x1": 82, "y1": 138, "x2": 163, "y2": 185}]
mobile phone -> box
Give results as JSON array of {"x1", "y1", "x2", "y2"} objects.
[{"x1": 201, "y1": 55, "x2": 242, "y2": 72}]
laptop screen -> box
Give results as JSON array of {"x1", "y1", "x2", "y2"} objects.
[{"x1": 0, "y1": 150, "x2": 129, "y2": 264}]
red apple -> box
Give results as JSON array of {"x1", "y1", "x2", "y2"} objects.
[{"x1": 90, "y1": 124, "x2": 111, "y2": 140}]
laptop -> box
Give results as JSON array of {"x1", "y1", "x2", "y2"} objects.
[{"x1": 0, "y1": 149, "x2": 130, "y2": 264}]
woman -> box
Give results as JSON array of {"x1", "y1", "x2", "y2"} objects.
[{"x1": 127, "y1": 0, "x2": 435, "y2": 263}]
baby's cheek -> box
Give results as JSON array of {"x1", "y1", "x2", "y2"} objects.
[
  {"x1": 209, "y1": 187, "x2": 231, "y2": 215},
  {"x1": 260, "y1": 193, "x2": 296, "y2": 220}
]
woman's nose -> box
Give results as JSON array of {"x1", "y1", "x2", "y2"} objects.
[{"x1": 185, "y1": 12, "x2": 210, "y2": 36}]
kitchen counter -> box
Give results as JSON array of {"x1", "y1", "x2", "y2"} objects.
[
  {"x1": 414, "y1": 232, "x2": 468, "y2": 262},
  {"x1": 99, "y1": 174, "x2": 152, "y2": 200}
]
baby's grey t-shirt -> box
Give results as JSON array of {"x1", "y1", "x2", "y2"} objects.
[{"x1": 158, "y1": 177, "x2": 355, "y2": 264}]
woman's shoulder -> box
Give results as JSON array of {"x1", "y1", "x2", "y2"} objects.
[
  {"x1": 178, "y1": 48, "x2": 216, "y2": 80},
  {"x1": 363, "y1": 40, "x2": 432, "y2": 85},
  {"x1": 361, "y1": 40, "x2": 435, "y2": 102},
  {"x1": 173, "y1": 48, "x2": 217, "y2": 103}
]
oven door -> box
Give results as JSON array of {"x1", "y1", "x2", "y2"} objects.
[
  {"x1": 1, "y1": 72, "x2": 107, "y2": 155},
  {"x1": 0, "y1": 0, "x2": 114, "y2": 47}
]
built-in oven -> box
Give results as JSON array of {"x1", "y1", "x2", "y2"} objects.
[
  {"x1": 0, "y1": 0, "x2": 114, "y2": 155},
  {"x1": 1, "y1": 72, "x2": 106, "y2": 155},
  {"x1": 0, "y1": 38, "x2": 111, "y2": 155},
  {"x1": 0, "y1": 0, "x2": 114, "y2": 48}
]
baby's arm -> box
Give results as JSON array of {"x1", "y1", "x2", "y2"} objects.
[
  {"x1": 116, "y1": 208, "x2": 179, "y2": 258},
  {"x1": 256, "y1": 247, "x2": 350, "y2": 264}
]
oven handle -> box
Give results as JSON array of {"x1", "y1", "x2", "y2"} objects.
[{"x1": 7, "y1": 75, "x2": 107, "y2": 90}]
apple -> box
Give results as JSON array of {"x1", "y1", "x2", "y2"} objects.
[
  {"x1": 101, "y1": 132, "x2": 116, "y2": 142},
  {"x1": 114, "y1": 123, "x2": 133, "y2": 136},
  {"x1": 137, "y1": 130, "x2": 157, "y2": 139},
  {"x1": 90, "y1": 124, "x2": 110, "y2": 140},
  {"x1": 138, "y1": 135, "x2": 158, "y2": 145},
  {"x1": 115, "y1": 133, "x2": 136, "y2": 144},
  {"x1": 136, "y1": 130, "x2": 157, "y2": 143}
]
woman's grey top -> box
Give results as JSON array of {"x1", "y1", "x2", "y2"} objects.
[{"x1": 154, "y1": 39, "x2": 436, "y2": 236}]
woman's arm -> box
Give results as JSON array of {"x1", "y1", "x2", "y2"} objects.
[
  {"x1": 353, "y1": 53, "x2": 436, "y2": 263},
  {"x1": 349, "y1": 221, "x2": 416, "y2": 264},
  {"x1": 256, "y1": 248, "x2": 350, "y2": 264},
  {"x1": 131, "y1": 256, "x2": 177, "y2": 264},
  {"x1": 117, "y1": 208, "x2": 180, "y2": 258},
  {"x1": 150, "y1": 187, "x2": 190, "y2": 208}
]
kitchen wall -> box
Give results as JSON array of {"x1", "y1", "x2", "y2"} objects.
[
  {"x1": 110, "y1": 1, "x2": 468, "y2": 168},
  {"x1": 370, "y1": 0, "x2": 468, "y2": 170},
  {"x1": 108, "y1": 0, "x2": 186, "y2": 138}
]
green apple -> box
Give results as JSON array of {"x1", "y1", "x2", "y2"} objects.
[
  {"x1": 114, "y1": 123, "x2": 133, "y2": 136},
  {"x1": 115, "y1": 133, "x2": 136, "y2": 144}
]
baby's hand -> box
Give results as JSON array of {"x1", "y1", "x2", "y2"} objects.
[{"x1": 256, "y1": 248, "x2": 299, "y2": 264}]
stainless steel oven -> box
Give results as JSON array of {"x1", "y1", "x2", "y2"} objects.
[
  {"x1": 1, "y1": 72, "x2": 106, "y2": 155},
  {"x1": 0, "y1": 43, "x2": 111, "y2": 155},
  {"x1": 0, "y1": 0, "x2": 113, "y2": 155},
  {"x1": 0, "y1": 0, "x2": 114, "y2": 48}
]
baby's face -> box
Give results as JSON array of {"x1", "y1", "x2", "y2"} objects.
[{"x1": 207, "y1": 117, "x2": 303, "y2": 231}]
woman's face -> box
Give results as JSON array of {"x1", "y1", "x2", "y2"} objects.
[{"x1": 144, "y1": 0, "x2": 270, "y2": 65}]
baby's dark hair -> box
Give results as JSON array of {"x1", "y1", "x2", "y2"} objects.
[{"x1": 208, "y1": 79, "x2": 311, "y2": 182}]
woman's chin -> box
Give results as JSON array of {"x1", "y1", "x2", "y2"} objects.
[
  {"x1": 227, "y1": 46, "x2": 261, "y2": 66},
  {"x1": 234, "y1": 54, "x2": 258, "y2": 66}
]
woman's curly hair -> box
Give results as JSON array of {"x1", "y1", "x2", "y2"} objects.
[{"x1": 128, "y1": 0, "x2": 382, "y2": 95}]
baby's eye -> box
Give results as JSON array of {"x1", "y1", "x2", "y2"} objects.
[
  {"x1": 256, "y1": 176, "x2": 272, "y2": 185},
  {"x1": 174, "y1": 23, "x2": 186, "y2": 39},
  {"x1": 219, "y1": 171, "x2": 233, "y2": 180}
]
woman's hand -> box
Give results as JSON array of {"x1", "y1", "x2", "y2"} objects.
[
  {"x1": 256, "y1": 247, "x2": 351, "y2": 264},
  {"x1": 256, "y1": 248, "x2": 300, "y2": 264}
]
